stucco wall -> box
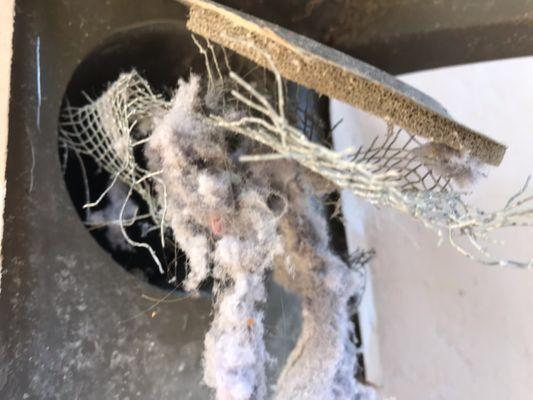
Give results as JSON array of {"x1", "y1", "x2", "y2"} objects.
[{"x1": 332, "y1": 56, "x2": 533, "y2": 400}]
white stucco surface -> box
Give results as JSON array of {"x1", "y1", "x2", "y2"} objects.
[{"x1": 332, "y1": 57, "x2": 533, "y2": 400}]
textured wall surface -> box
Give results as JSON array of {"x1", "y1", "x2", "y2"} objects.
[
  {"x1": 0, "y1": 0, "x2": 15, "y2": 293},
  {"x1": 332, "y1": 56, "x2": 533, "y2": 400}
]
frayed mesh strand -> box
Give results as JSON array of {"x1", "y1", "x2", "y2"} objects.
[
  {"x1": 60, "y1": 72, "x2": 167, "y2": 221},
  {"x1": 197, "y1": 38, "x2": 533, "y2": 268},
  {"x1": 59, "y1": 37, "x2": 533, "y2": 400}
]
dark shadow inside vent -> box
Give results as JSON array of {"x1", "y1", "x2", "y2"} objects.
[{"x1": 58, "y1": 22, "x2": 209, "y2": 291}]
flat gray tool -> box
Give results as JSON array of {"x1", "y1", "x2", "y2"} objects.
[{"x1": 181, "y1": 0, "x2": 507, "y2": 166}]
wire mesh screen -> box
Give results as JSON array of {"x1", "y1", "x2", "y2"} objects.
[{"x1": 59, "y1": 36, "x2": 533, "y2": 269}]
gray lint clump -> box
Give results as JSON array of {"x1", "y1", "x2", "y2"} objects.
[
  {"x1": 142, "y1": 74, "x2": 372, "y2": 399},
  {"x1": 146, "y1": 75, "x2": 282, "y2": 399}
]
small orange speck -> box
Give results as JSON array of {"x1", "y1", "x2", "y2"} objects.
[
  {"x1": 210, "y1": 215, "x2": 223, "y2": 236},
  {"x1": 247, "y1": 318, "x2": 254, "y2": 329}
]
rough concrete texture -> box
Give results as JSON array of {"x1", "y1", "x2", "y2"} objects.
[
  {"x1": 0, "y1": 0, "x2": 15, "y2": 294},
  {"x1": 332, "y1": 56, "x2": 533, "y2": 400}
]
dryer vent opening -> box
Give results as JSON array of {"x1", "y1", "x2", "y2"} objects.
[{"x1": 58, "y1": 23, "x2": 210, "y2": 291}]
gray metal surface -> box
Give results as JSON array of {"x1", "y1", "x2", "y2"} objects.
[
  {"x1": 0, "y1": 1, "x2": 301, "y2": 399},
  {"x1": 220, "y1": 0, "x2": 533, "y2": 74},
  {"x1": 1, "y1": 2, "x2": 211, "y2": 399},
  {"x1": 2, "y1": 0, "x2": 532, "y2": 399}
]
